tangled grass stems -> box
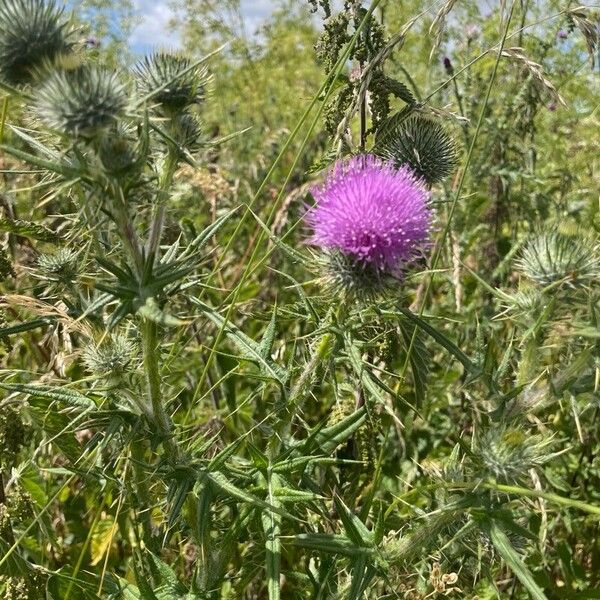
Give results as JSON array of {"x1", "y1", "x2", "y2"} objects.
[{"x1": 398, "y1": 0, "x2": 518, "y2": 384}]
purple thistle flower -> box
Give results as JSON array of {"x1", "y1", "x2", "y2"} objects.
[{"x1": 306, "y1": 155, "x2": 431, "y2": 273}]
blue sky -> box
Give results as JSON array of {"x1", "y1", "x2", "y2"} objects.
[{"x1": 129, "y1": 0, "x2": 277, "y2": 52}]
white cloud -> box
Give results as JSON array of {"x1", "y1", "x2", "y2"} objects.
[
  {"x1": 129, "y1": 0, "x2": 279, "y2": 53},
  {"x1": 129, "y1": 1, "x2": 181, "y2": 53}
]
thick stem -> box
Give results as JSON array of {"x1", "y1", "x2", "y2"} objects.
[
  {"x1": 145, "y1": 152, "x2": 178, "y2": 268},
  {"x1": 130, "y1": 438, "x2": 155, "y2": 548},
  {"x1": 141, "y1": 318, "x2": 180, "y2": 461}
]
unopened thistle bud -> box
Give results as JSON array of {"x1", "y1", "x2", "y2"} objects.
[
  {"x1": 0, "y1": 0, "x2": 74, "y2": 85},
  {"x1": 82, "y1": 333, "x2": 135, "y2": 379},
  {"x1": 35, "y1": 247, "x2": 80, "y2": 286},
  {"x1": 134, "y1": 53, "x2": 210, "y2": 115},
  {"x1": 36, "y1": 65, "x2": 128, "y2": 138},
  {"x1": 375, "y1": 115, "x2": 459, "y2": 185},
  {"x1": 517, "y1": 229, "x2": 600, "y2": 288}
]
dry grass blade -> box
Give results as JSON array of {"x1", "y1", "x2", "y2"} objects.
[
  {"x1": 569, "y1": 6, "x2": 599, "y2": 67},
  {"x1": 429, "y1": 0, "x2": 458, "y2": 60},
  {"x1": 501, "y1": 46, "x2": 567, "y2": 106}
]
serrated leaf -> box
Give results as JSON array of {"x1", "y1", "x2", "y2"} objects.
[
  {"x1": 0, "y1": 217, "x2": 62, "y2": 242},
  {"x1": 303, "y1": 406, "x2": 367, "y2": 455},
  {"x1": 137, "y1": 297, "x2": 185, "y2": 327},
  {"x1": 192, "y1": 299, "x2": 288, "y2": 385},
  {"x1": 334, "y1": 496, "x2": 373, "y2": 547},
  {"x1": 262, "y1": 471, "x2": 282, "y2": 600},
  {"x1": 344, "y1": 335, "x2": 420, "y2": 419},
  {"x1": 0, "y1": 317, "x2": 54, "y2": 337},
  {"x1": 0, "y1": 144, "x2": 83, "y2": 180},
  {"x1": 0, "y1": 382, "x2": 96, "y2": 410},
  {"x1": 396, "y1": 307, "x2": 476, "y2": 373},
  {"x1": 258, "y1": 304, "x2": 278, "y2": 360},
  {"x1": 484, "y1": 519, "x2": 549, "y2": 600},
  {"x1": 207, "y1": 471, "x2": 295, "y2": 521},
  {"x1": 177, "y1": 207, "x2": 240, "y2": 261},
  {"x1": 290, "y1": 533, "x2": 374, "y2": 558},
  {"x1": 399, "y1": 320, "x2": 430, "y2": 406}
]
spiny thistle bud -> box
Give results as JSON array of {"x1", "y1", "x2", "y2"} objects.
[
  {"x1": 134, "y1": 53, "x2": 210, "y2": 115},
  {"x1": 517, "y1": 230, "x2": 600, "y2": 288},
  {"x1": 306, "y1": 155, "x2": 431, "y2": 300},
  {"x1": 97, "y1": 126, "x2": 139, "y2": 176},
  {"x1": 499, "y1": 286, "x2": 544, "y2": 318},
  {"x1": 0, "y1": 0, "x2": 74, "y2": 86},
  {"x1": 0, "y1": 407, "x2": 26, "y2": 466},
  {"x1": 82, "y1": 333, "x2": 135, "y2": 378},
  {"x1": 475, "y1": 426, "x2": 557, "y2": 483},
  {"x1": 375, "y1": 115, "x2": 459, "y2": 185},
  {"x1": 168, "y1": 113, "x2": 204, "y2": 153},
  {"x1": 36, "y1": 65, "x2": 128, "y2": 138},
  {"x1": 35, "y1": 247, "x2": 80, "y2": 286}
]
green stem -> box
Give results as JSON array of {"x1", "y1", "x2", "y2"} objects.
[
  {"x1": 130, "y1": 438, "x2": 155, "y2": 547},
  {"x1": 141, "y1": 318, "x2": 180, "y2": 461},
  {"x1": 146, "y1": 152, "x2": 178, "y2": 268}
]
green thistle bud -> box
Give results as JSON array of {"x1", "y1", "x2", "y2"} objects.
[
  {"x1": 35, "y1": 247, "x2": 80, "y2": 286},
  {"x1": 36, "y1": 65, "x2": 128, "y2": 138},
  {"x1": 375, "y1": 115, "x2": 458, "y2": 185},
  {"x1": 0, "y1": 0, "x2": 74, "y2": 85},
  {"x1": 134, "y1": 53, "x2": 210, "y2": 115},
  {"x1": 517, "y1": 230, "x2": 600, "y2": 288},
  {"x1": 475, "y1": 426, "x2": 557, "y2": 483},
  {"x1": 168, "y1": 113, "x2": 204, "y2": 153},
  {"x1": 97, "y1": 126, "x2": 139, "y2": 176},
  {"x1": 82, "y1": 333, "x2": 135, "y2": 378}
]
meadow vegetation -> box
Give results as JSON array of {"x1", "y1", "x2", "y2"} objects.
[{"x1": 0, "y1": 0, "x2": 599, "y2": 598}]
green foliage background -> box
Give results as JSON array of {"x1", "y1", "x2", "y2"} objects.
[{"x1": 0, "y1": 0, "x2": 599, "y2": 599}]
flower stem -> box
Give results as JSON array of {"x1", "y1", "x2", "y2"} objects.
[
  {"x1": 141, "y1": 317, "x2": 180, "y2": 461},
  {"x1": 146, "y1": 151, "x2": 178, "y2": 268}
]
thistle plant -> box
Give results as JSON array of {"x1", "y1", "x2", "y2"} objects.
[{"x1": 0, "y1": 0, "x2": 598, "y2": 598}]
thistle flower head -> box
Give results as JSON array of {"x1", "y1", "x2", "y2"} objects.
[
  {"x1": 475, "y1": 426, "x2": 558, "y2": 483},
  {"x1": 0, "y1": 0, "x2": 74, "y2": 85},
  {"x1": 375, "y1": 115, "x2": 458, "y2": 185},
  {"x1": 36, "y1": 247, "x2": 80, "y2": 285},
  {"x1": 166, "y1": 112, "x2": 204, "y2": 153},
  {"x1": 36, "y1": 65, "x2": 128, "y2": 138},
  {"x1": 306, "y1": 155, "x2": 431, "y2": 275},
  {"x1": 82, "y1": 333, "x2": 135, "y2": 377},
  {"x1": 134, "y1": 52, "x2": 210, "y2": 114},
  {"x1": 517, "y1": 229, "x2": 600, "y2": 288}
]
